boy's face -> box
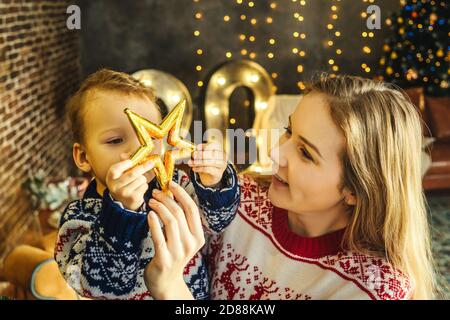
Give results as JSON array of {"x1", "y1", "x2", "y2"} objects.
[{"x1": 76, "y1": 88, "x2": 162, "y2": 191}]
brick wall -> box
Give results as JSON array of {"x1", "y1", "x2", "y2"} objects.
[{"x1": 0, "y1": 1, "x2": 80, "y2": 262}]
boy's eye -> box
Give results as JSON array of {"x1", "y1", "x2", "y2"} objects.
[{"x1": 106, "y1": 138, "x2": 124, "y2": 145}]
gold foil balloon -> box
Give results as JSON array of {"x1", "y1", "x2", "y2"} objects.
[
  {"x1": 204, "y1": 60, "x2": 275, "y2": 174},
  {"x1": 132, "y1": 69, "x2": 193, "y2": 137},
  {"x1": 124, "y1": 99, "x2": 195, "y2": 191}
]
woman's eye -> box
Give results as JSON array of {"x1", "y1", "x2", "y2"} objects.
[
  {"x1": 106, "y1": 138, "x2": 123, "y2": 145},
  {"x1": 283, "y1": 126, "x2": 292, "y2": 136},
  {"x1": 299, "y1": 147, "x2": 313, "y2": 161}
]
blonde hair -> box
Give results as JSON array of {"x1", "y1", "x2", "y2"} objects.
[
  {"x1": 306, "y1": 73, "x2": 436, "y2": 299},
  {"x1": 66, "y1": 68, "x2": 157, "y2": 143}
]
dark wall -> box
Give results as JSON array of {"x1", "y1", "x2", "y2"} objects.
[{"x1": 78, "y1": 0, "x2": 401, "y2": 101}]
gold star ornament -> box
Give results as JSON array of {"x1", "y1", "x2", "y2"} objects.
[{"x1": 124, "y1": 99, "x2": 195, "y2": 191}]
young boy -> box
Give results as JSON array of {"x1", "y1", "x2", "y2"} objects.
[{"x1": 55, "y1": 69, "x2": 240, "y2": 300}]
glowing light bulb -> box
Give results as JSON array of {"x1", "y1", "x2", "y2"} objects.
[
  {"x1": 257, "y1": 102, "x2": 268, "y2": 110},
  {"x1": 217, "y1": 76, "x2": 226, "y2": 86},
  {"x1": 249, "y1": 74, "x2": 260, "y2": 83},
  {"x1": 171, "y1": 94, "x2": 181, "y2": 103},
  {"x1": 210, "y1": 106, "x2": 220, "y2": 116}
]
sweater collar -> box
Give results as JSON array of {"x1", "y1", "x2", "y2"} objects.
[
  {"x1": 82, "y1": 178, "x2": 159, "y2": 200},
  {"x1": 83, "y1": 179, "x2": 101, "y2": 199},
  {"x1": 271, "y1": 206, "x2": 346, "y2": 258}
]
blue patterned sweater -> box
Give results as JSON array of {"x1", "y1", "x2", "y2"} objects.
[{"x1": 55, "y1": 165, "x2": 240, "y2": 300}]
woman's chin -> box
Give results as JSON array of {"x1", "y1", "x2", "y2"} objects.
[{"x1": 268, "y1": 184, "x2": 288, "y2": 209}]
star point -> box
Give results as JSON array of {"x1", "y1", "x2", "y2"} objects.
[{"x1": 124, "y1": 99, "x2": 195, "y2": 190}]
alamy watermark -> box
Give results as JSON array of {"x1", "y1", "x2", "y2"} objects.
[{"x1": 66, "y1": 5, "x2": 81, "y2": 30}]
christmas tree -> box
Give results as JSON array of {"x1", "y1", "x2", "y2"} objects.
[{"x1": 379, "y1": 0, "x2": 449, "y2": 96}]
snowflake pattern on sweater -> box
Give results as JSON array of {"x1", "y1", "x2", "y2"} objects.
[
  {"x1": 207, "y1": 174, "x2": 412, "y2": 300},
  {"x1": 55, "y1": 165, "x2": 240, "y2": 300}
]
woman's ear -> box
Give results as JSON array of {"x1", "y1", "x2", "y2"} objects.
[
  {"x1": 343, "y1": 188, "x2": 357, "y2": 206},
  {"x1": 73, "y1": 143, "x2": 91, "y2": 174}
]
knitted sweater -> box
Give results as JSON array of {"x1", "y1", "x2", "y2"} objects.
[
  {"x1": 55, "y1": 165, "x2": 240, "y2": 300},
  {"x1": 206, "y1": 175, "x2": 413, "y2": 300}
]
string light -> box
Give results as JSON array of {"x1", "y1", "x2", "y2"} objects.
[
  {"x1": 292, "y1": 0, "x2": 307, "y2": 91},
  {"x1": 361, "y1": 0, "x2": 376, "y2": 74},
  {"x1": 260, "y1": 2, "x2": 278, "y2": 86},
  {"x1": 326, "y1": 0, "x2": 341, "y2": 75},
  {"x1": 193, "y1": 0, "x2": 204, "y2": 87}
]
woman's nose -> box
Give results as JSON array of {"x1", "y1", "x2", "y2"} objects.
[{"x1": 270, "y1": 143, "x2": 288, "y2": 168}]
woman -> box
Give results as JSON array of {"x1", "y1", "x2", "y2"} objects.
[{"x1": 195, "y1": 73, "x2": 436, "y2": 300}]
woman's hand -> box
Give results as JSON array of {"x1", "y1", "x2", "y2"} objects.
[
  {"x1": 144, "y1": 181, "x2": 205, "y2": 300},
  {"x1": 188, "y1": 142, "x2": 228, "y2": 188}
]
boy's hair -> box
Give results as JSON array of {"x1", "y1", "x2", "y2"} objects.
[{"x1": 66, "y1": 68, "x2": 157, "y2": 143}]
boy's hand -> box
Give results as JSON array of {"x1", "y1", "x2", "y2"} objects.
[
  {"x1": 145, "y1": 181, "x2": 205, "y2": 299},
  {"x1": 106, "y1": 154, "x2": 154, "y2": 211},
  {"x1": 188, "y1": 142, "x2": 227, "y2": 188}
]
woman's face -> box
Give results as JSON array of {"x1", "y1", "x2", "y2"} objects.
[{"x1": 268, "y1": 91, "x2": 349, "y2": 215}]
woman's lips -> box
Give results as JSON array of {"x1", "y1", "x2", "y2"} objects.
[{"x1": 272, "y1": 174, "x2": 289, "y2": 188}]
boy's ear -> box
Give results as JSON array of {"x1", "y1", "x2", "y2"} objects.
[
  {"x1": 73, "y1": 143, "x2": 91, "y2": 174},
  {"x1": 343, "y1": 188, "x2": 357, "y2": 206}
]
